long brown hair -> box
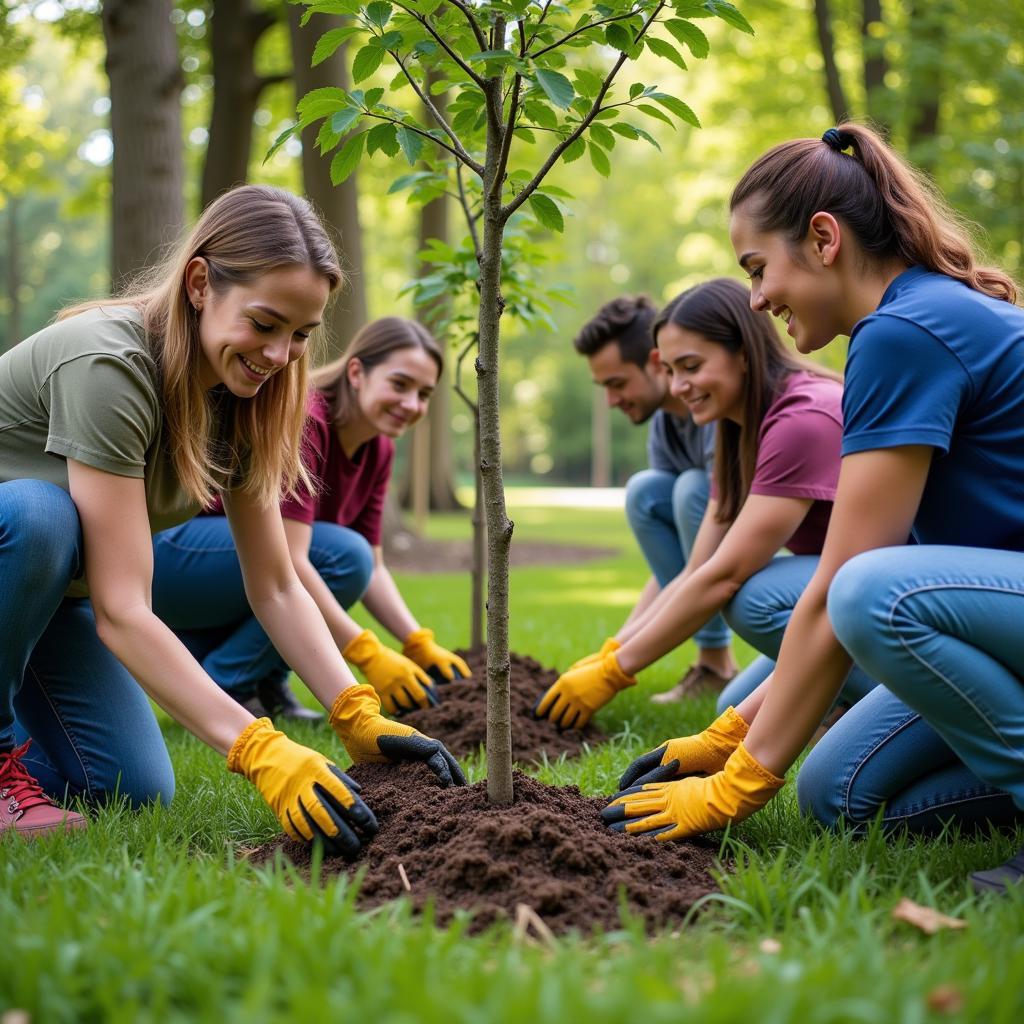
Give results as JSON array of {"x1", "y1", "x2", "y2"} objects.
[
  {"x1": 61, "y1": 185, "x2": 342, "y2": 506},
  {"x1": 730, "y1": 123, "x2": 1017, "y2": 303},
  {"x1": 654, "y1": 278, "x2": 840, "y2": 523},
  {"x1": 312, "y1": 317, "x2": 443, "y2": 432}
]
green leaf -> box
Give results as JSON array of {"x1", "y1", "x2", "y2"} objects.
[
  {"x1": 533, "y1": 68, "x2": 574, "y2": 110},
  {"x1": 376, "y1": 30, "x2": 403, "y2": 49},
  {"x1": 705, "y1": 0, "x2": 755, "y2": 35},
  {"x1": 651, "y1": 92, "x2": 701, "y2": 127},
  {"x1": 387, "y1": 171, "x2": 438, "y2": 194},
  {"x1": 265, "y1": 121, "x2": 299, "y2": 162},
  {"x1": 609, "y1": 122, "x2": 639, "y2": 140},
  {"x1": 412, "y1": 39, "x2": 439, "y2": 58},
  {"x1": 352, "y1": 44, "x2": 386, "y2": 83},
  {"x1": 365, "y1": 1, "x2": 392, "y2": 29},
  {"x1": 574, "y1": 68, "x2": 603, "y2": 98},
  {"x1": 629, "y1": 82, "x2": 645, "y2": 100},
  {"x1": 513, "y1": 126, "x2": 538, "y2": 144},
  {"x1": 588, "y1": 140, "x2": 611, "y2": 177},
  {"x1": 329, "y1": 106, "x2": 363, "y2": 135},
  {"x1": 588, "y1": 122, "x2": 616, "y2": 150},
  {"x1": 523, "y1": 100, "x2": 558, "y2": 130},
  {"x1": 396, "y1": 125, "x2": 424, "y2": 164},
  {"x1": 311, "y1": 26, "x2": 363, "y2": 66},
  {"x1": 300, "y1": 1, "x2": 363, "y2": 28},
  {"x1": 605, "y1": 23, "x2": 632, "y2": 51},
  {"x1": 297, "y1": 86, "x2": 350, "y2": 120},
  {"x1": 364, "y1": 87, "x2": 385, "y2": 108},
  {"x1": 329, "y1": 131, "x2": 366, "y2": 184},
  {"x1": 529, "y1": 194, "x2": 564, "y2": 233},
  {"x1": 365, "y1": 122, "x2": 399, "y2": 157},
  {"x1": 664, "y1": 19, "x2": 710, "y2": 58},
  {"x1": 646, "y1": 36, "x2": 688, "y2": 71},
  {"x1": 467, "y1": 49, "x2": 517, "y2": 64},
  {"x1": 628, "y1": 123, "x2": 661, "y2": 149},
  {"x1": 561, "y1": 136, "x2": 586, "y2": 163},
  {"x1": 636, "y1": 103, "x2": 675, "y2": 127}
]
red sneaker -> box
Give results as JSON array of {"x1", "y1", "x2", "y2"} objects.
[{"x1": 0, "y1": 740, "x2": 87, "y2": 838}]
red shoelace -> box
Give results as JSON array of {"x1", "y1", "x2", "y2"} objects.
[{"x1": 0, "y1": 740, "x2": 55, "y2": 814}]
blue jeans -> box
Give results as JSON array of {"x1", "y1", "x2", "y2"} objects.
[
  {"x1": 151, "y1": 516, "x2": 374, "y2": 694},
  {"x1": 0, "y1": 480, "x2": 174, "y2": 806},
  {"x1": 725, "y1": 547, "x2": 1024, "y2": 832},
  {"x1": 624, "y1": 468, "x2": 731, "y2": 650}
]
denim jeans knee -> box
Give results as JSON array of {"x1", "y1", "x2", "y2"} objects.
[{"x1": 308, "y1": 523, "x2": 375, "y2": 610}]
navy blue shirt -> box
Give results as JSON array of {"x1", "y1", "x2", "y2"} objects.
[{"x1": 843, "y1": 267, "x2": 1024, "y2": 551}]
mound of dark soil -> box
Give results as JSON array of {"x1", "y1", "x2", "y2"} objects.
[
  {"x1": 250, "y1": 763, "x2": 720, "y2": 936},
  {"x1": 403, "y1": 648, "x2": 605, "y2": 763}
]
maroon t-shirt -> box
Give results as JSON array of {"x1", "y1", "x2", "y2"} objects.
[
  {"x1": 205, "y1": 389, "x2": 394, "y2": 545},
  {"x1": 280, "y1": 389, "x2": 394, "y2": 545},
  {"x1": 712, "y1": 371, "x2": 843, "y2": 555}
]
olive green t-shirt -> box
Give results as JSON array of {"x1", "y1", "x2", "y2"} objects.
[{"x1": 0, "y1": 305, "x2": 201, "y2": 596}]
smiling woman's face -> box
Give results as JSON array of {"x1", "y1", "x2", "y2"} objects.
[
  {"x1": 657, "y1": 323, "x2": 747, "y2": 426},
  {"x1": 729, "y1": 204, "x2": 844, "y2": 355},
  {"x1": 191, "y1": 262, "x2": 330, "y2": 396},
  {"x1": 348, "y1": 345, "x2": 440, "y2": 440}
]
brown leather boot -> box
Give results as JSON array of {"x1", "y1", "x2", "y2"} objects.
[
  {"x1": 0, "y1": 740, "x2": 87, "y2": 838},
  {"x1": 650, "y1": 664, "x2": 734, "y2": 704}
]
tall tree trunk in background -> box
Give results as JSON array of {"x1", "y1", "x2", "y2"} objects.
[
  {"x1": 906, "y1": 0, "x2": 947, "y2": 174},
  {"x1": 861, "y1": 0, "x2": 890, "y2": 136},
  {"x1": 812, "y1": 0, "x2": 850, "y2": 125},
  {"x1": 102, "y1": 0, "x2": 184, "y2": 288},
  {"x1": 5, "y1": 194, "x2": 20, "y2": 352},
  {"x1": 201, "y1": 0, "x2": 287, "y2": 209},
  {"x1": 287, "y1": 7, "x2": 367, "y2": 358}
]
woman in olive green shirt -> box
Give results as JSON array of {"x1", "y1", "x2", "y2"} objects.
[{"x1": 0, "y1": 184, "x2": 463, "y2": 850}]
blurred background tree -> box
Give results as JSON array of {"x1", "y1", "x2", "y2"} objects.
[{"x1": 2, "y1": 0, "x2": 1022, "y2": 487}]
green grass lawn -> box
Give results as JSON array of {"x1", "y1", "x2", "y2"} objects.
[{"x1": 3, "y1": 494, "x2": 1024, "y2": 1022}]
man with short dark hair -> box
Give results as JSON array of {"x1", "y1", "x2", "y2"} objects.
[{"x1": 573, "y1": 295, "x2": 735, "y2": 697}]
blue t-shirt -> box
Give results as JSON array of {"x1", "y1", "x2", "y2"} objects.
[
  {"x1": 646, "y1": 410, "x2": 715, "y2": 475},
  {"x1": 843, "y1": 267, "x2": 1024, "y2": 550}
]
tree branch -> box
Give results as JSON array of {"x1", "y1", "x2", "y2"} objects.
[
  {"x1": 364, "y1": 110, "x2": 470, "y2": 166},
  {"x1": 445, "y1": 0, "x2": 487, "y2": 51},
  {"x1": 529, "y1": 8, "x2": 644, "y2": 60},
  {"x1": 456, "y1": 161, "x2": 482, "y2": 259},
  {"x1": 524, "y1": 0, "x2": 555, "y2": 52},
  {"x1": 491, "y1": 73, "x2": 521, "y2": 199},
  {"x1": 389, "y1": 49, "x2": 485, "y2": 174},
  {"x1": 392, "y1": 2, "x2": 487, "y2": 88},
  {"x1": 502, "y1": 2, "x2": 666, "y2": 220},
  {"x1": 453, "y1": 331, "x2": 479, "y2": 413}
]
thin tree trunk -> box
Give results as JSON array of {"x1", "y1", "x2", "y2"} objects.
[
  {"x1": 590, "y1": 387, "x2": 611, "y2": 487},
  {"x1": 286, "y1": 7, "x2": 368, "y2": 357},
  {"x1": 861, "y1": 0, "x2": 890, "y2": 136},
  {"x1": 812, "y1": 0, "x2": 851, "y2": 125},
  {"x1": 470, "y1": 417, "x2": 486, "y2": 650},
  {"x1": 906, "y1": 1, "x2": 947, "y2": 172},
  {"x1": 201, "y1": 0, "x2": 285, "y2": 208},
  {"x1": 478, "y1": 60, "x2": 514, "y2": 806},
  {"x1": 5, "y1": 194, "x2": 20, "y2": 352},
  {"x1": 102, "y1": 0, "x2": 184, "y2": 288}
]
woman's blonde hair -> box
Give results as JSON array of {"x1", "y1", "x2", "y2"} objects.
[
  {"x1": 61, "y1": 184, "x2": 342, "y2": 506},
  {"x1": 311, "y1": 317, "x2": 443, "y2": 432}
]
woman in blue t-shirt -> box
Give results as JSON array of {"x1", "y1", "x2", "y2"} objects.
[{"x1": 605, "y1": 124, "x2": 1024, "y2": 893}]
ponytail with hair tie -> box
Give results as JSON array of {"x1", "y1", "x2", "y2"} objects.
[{"x1": 821, "y1": 127, "x2": 853, "y2": 153}]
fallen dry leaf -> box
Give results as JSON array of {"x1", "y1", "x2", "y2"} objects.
[
  {"x1": 759, "y1": 938, "x2": 782, "y2": 954},
  {"x1": 926, "y1": 984, "x2": 965, "y2": 1014},
  {"x1": 891, "y1": 897, "x2": 967, "y2": 935}
]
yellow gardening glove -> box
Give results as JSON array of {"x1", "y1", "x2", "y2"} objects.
[
  {"x1": 343, "y1": 629, "x2": 438, "y2": 715},
  {"x1": 402, "y1": 628, "x2": 472, "y2": 685},
  {"x1": 533, "y1": 651, "x2": 636, "y2": 731},
  {"x1": 617, "y1": 706, "x2": 750, "y2": 789},
  {"x1": 568, "y1": 637, "x2": 621, "y2": 671},
  {"x1": 329, "y1": 684, "x2": 466, "y2": 787},
  {"x1": 227, "y1": 717, "x2": 377, "y2": 858},
  {"x1": 602, "y1": 742, "x2": 784, "y2": 841}
]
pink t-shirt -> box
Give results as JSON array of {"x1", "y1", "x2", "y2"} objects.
[
  {"x1": 712, "y1": 371, "x2": 843, "y2": 555},
  {"x1": 279, "y1": 389, "x2": 394, "y2": 545}
]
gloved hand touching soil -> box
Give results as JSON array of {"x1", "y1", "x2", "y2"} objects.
[
  {"x1": 533, "y1": 651, "x2": 636, "y2": 731},
  {"x1": 330, "y1": 683, "x2": 466, "y2": 786},
  {"x1": 343, "y1": 628, "x2": 439, "y2": 715},
  {"x1": 228, "y1": 717, "x2": 377, "y2": 858},
  {"x1": 402, "y1": 628, "x2": 472, "y2": 687},
  {"x1": 617, "y1": 706, "x2": 750, "y2": 789},
  {"x1": 602, "y1": 742, "x2": 784, "y2": 841}
]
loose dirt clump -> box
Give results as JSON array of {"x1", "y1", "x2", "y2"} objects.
[
  {"x1": 403, "y1": 648, "x2": 605, "y2": 763},
  {"x1": 250, "y1": 763, "x2": 721, "y2": 936}
]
